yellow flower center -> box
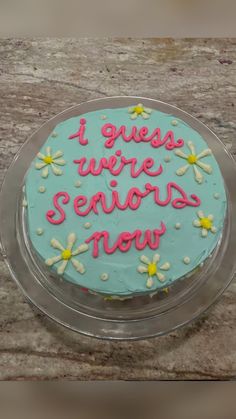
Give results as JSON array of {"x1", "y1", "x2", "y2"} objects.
[
  {"x1": 187, "y1": 154, "x2": 197, "y2": 164},
  {"x1": 61, "y1": 249, "x2": 72, "y2": 260},
  {"x1": 134, "y1": 105, "x2": 144, "y2": 115},
  {"x1": 43, "y1": 156, "x2": 53, "y2": 164},
  {"x1": 200, "y1": 218, "x2": 212, "y2": 230},
  {"x1": 148, "y1": 263, "x2": 157, "y2": 276}
]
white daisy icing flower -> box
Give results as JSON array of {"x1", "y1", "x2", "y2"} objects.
[
  {"x1": 193, "y1": 210, "x2": 217, "y2": 237},
  {"x1": 128, "y1": 103, "x2": 152, "y2": 120},
  {"x1": 175, "y1": 141, "x2": 212, "y2": 184},
  {"x1": 45, "y1": 233, "x2": 89, "y2": 275},
  {"x1": 35, "y1": 146, "x2": 66, "y2": 178},
  {"x1": 137, "y1": 254, "x2": 170, "y2": 288}
]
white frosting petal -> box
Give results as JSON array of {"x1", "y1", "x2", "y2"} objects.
[
  {"x1": 67, "y1": 233, "x2": 77, "y2": 250},
  {"x1": 130, "y1": 112, "x2": 138, "y2": 120},
  {"x1": 52, "y1": 150, "x2": 63, "y2": 159},
  {"x1": 51, "y1": 164, "x2": 62, "y2": 176},
  {"x1": 196, "y1": 160, "x2": 212, "y2": 174},
  {"x1": 176, "y1": 164, "x2": 190, "y2": 176},
  {"x1": 51, "y1": 238, "x2": 65, "y2": 251},
  {"x1": 197, "y1": 210, "x2": 204, "y2": 219},
  {"x1": 45, "y1": 255, "x2": 62, "y2": 266},
  {"x1": 72, "y1": 243, "x2": 89, "y2": 256},
  {"x1": 137, "y1": 265, "x2": 148, "y2": 274},
  {"x1": 196, "y1": 148, "x2": 212, "y2": 159},
  {"x1": 152, "y1": 253, "x2": 160, "y2": 264},
  {"x1": 160, "y1": 262, "x2": 170, "y2": 271},
  {"x1": 146, "y1": 277, "x2": 154, "y2": 288},
  {"x1": 140, "y1": 255, "x2": 151, "y2": 265},
  {"x1": 53, "y1": 159, "x2": 66, "y2": 166},
  {"x1": 41, "y1": 166, "x2": 49, "y2": 178},
  {"x1": 57, "y1": 260, "x2": 68, "y2": 275},
  {"x1": 46, "y1": 146, "x2": 51, "y2": 156},
  {"x1": 175, "y1": 150, "x2": 188, "y2": 159},
  {"x1": 71, "y1": 258, "x2": 85, "y2": 274},
  {"x1": 35, "y1": 162, "x2": 46, "y2": 170},
  {"x1": 193, "y1": 165, "x2": 204, "y2": 184},
  {"x1": 156, "y1": 272, "x2": 165, "y2": 282},
  {"x1": 201, "y1": 228, "x2": 208, "y2": 237},
  {"x1": 187, "y1": 141, "x2": 196, "y2": 155}
]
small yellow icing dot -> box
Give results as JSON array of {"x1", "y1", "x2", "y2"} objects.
[
  {"x1": 36, "y1": 228, "x2": 44, "y2": 235},
  {"x1": 187, "y1": 154, "x2": 197, "y2": 164},
  {"x1": 200, "y1": 217, "x2": 212, "y2": 230},
  {"x1": 148, "y1": 263, "x2": 157, "y2": 276},
  {"x1": 134, "y1": 105, "x2": 144, "y2": 115},
  {"x1": 43, "y1": 156, "x2": 53, "y2": 164},
  {"x1": 61, "y1": 249, "x2": 72, "y2": 260},
  {"x1": 171, "y1": 120, "x2": 178, "y2": 126}
]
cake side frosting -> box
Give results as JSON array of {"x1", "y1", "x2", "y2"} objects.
[{"x1": 24, "y1": 105, "x2": 227, "y2": 296}]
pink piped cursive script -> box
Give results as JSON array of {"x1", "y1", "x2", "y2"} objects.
[
  {"x1": 101, "y1": 123, "x2": 184, "y2": 149},
  {"x1": 85, "y1": 223, "x2": 166, "y2": 258},
  {"x1": 68, "y1": 118, "x2": 88, "y2": 146},
  {"x1": 46, "y1": 183, "x2": 200, "y2": 224},
  {"x1": 73, "y1": 150, "x2": 163, "y2": 178},
  {"x1": 46, "y1": 192, "x2": 70, "y2": 224}
]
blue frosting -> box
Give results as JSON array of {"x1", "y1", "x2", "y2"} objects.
[{"x1": 25, "y1": 107, "x2": 227, "y2": 296}]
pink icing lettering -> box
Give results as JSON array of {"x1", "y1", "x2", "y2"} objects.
[
  {"x1": 68, "y1": 118, "x2": 88, "y2": 146},
  {"x1": 73, "y1": 150, "x2": 163, "y2": 178},
  {"x1": 73, "y1": 183, "x2": 200, "y2": 217},
  {"x1": 101, "y1": 123, "x2": 184, "y2": 150},
  {"x1": 46, "y1": 192, "x2": 70, "y2": 225},
  {"x1": 144, "y1": 182, "x2": 201, "y2": 208},
  {"x1": 85, "y1": 223, "x2": 166, "y2": 258}
]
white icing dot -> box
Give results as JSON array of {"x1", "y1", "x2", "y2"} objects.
[
  {"x1": 164, "y1": 156, "x2": 171, "y2": 163},
  {"x1": 36, "y1": 228, "x2": 44, "y2": 235},
  {"x1": 38, "y1": 186, "x2": 46, "y2": 193},
  {"x1": 214, "y1": 193, "x2": 220, "y2": 199},
  {"x1": 22, "y1": 198, "x2": 28, "y2": 207},
  {"x1": 175, "y1": 223, "x2": 181, "y2": 230},
  {"x1": 171, "y1": 119, "x2": 178, "y2": 126},
  {"x1": 84, "y1": 222, "x2": 91, "y2": 229},
  {"x1": 100, "y1": 115, "x2": 107, "y2": 120},
  {"x1": 75, "y1": 180, "x2": 82, "y2": 188},
  {"x1": 100, "y1": 272, "x2": 109, "y2": 281},
  {"x1": 183, "y1": 256, "x2": 191, "y2": 265},
  {"x1": 51, "y1": 131, "x2": 58, "y2": 138}
]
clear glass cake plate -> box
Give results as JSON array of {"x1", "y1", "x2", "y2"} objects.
[{"x1": 1, "y1": 97, "x2": 236, "y2": 340}]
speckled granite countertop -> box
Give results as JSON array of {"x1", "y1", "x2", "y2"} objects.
[{"x1": 0, "y1": 38, "x2": 236, "y2": 380}]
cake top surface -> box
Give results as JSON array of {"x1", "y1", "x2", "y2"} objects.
[{"x1": 24, "y1": 105, "x2": 227, "y2": 296}]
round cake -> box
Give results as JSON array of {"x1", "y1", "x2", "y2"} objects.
[{"x1": 24, "y1": 103, "x2": 227, "y2": 297}]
